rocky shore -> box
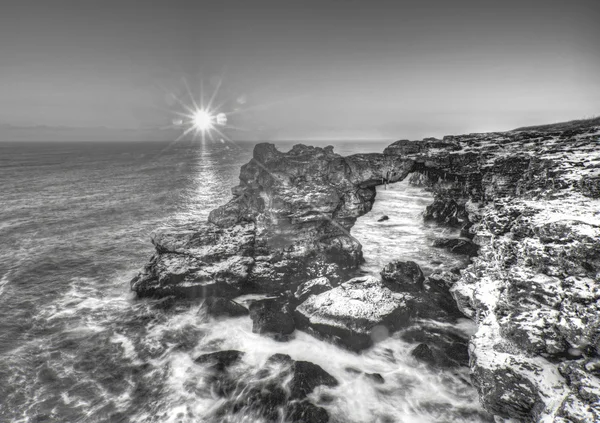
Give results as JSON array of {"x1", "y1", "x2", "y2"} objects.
[{"x1": 131, "y1": 119, "x2": 600, "y2": 422}]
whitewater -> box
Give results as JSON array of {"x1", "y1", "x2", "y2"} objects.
[{"x1": 0, "y1": 139, "x2": 490, "y2": 422}]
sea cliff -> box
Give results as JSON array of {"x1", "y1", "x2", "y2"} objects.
[{"x1": 132, "y1": 119, "x2": 600, "y2": 422}]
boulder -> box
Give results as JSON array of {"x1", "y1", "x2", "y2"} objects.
[
  {"x1": 249, "y1": 299, "x2": 295, "y2": 340},
  {"x1": 295, "y1": 276, "x2": 422, "y2": 351},
  {"x1": 380, "y1": 260, "x2": 425, "y2": 291}
]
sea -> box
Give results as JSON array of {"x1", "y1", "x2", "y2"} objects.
[{"x1": 0, "y1": 139, "x2": 489, "y2": 423}]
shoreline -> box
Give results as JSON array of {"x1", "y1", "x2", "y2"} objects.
[{"x1": 131, "y1": 120, "x2": 600, "y2": 422}]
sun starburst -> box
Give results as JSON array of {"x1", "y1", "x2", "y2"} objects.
[{"x1": 163, "y1": 76, "x2": 232, "y2": 146}]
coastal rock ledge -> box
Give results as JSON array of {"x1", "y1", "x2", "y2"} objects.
[{"x1": 132, "y1": 120, "x2": 600, "y2": 422}]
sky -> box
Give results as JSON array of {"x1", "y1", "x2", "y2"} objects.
[{"x1": 1, "y1": 0, "x2": 599, "y2": 141}]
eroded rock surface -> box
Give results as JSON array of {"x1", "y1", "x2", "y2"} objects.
[
  {"x1": 132, "y1": 144, "x2": 414, "y2": 299},
  {"x1": 132, "y1": 120, "x2": 600, "y2": 422},
  {"x1": 383, "y1": 124, "x2": 600, "y2": 422},
  {"x1": 294, "y1": 273, "x2": 463, "y2": 351}
]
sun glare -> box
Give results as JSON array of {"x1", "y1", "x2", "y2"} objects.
[{"x1": 193, "y1": 109, "x2": 214, "y2": 131}]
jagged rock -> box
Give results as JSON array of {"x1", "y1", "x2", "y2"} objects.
[
  {"x1": 130, "y1": 223, "x2": 256, "y2": 298},
  {"x1": 132, "y1": 144, "x2": 415, "y2": 298},
  {"x1": 431, "y1": 238, "x2": 479, "y2": 257},
  {"x1": 249, "y1": 299, "x2": 295, "y2": 339},
  {"x1": 203, "y1": 297, "x2": 249, "y2": 317},
  {"x1": 424, "y1": 198, "x2": 470, "y2": 227},
  {"x1": 425, "y1": 273, "x2": 463, "y2": 317},
  {"x1": 579, "y1": 172, "x2": 600, "y2": 198},
  {"x1": 380, "y1": 260, "x2": 425, "y2": 291},
  {"x1": 471, "y1": 365, "x2": 543, "y2": 421},
  {"x1": 293, "y1": 277, "x2": 333, "y2": 304}
]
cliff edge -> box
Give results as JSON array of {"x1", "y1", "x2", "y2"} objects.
[{"x1": 131, "y1": 121, "x2": 600, "y2": 422}]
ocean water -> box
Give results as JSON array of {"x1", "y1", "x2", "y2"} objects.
[{"x1": 0, "y1": 139, "x2": 486, "y2": 422}]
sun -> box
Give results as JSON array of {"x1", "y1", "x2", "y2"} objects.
[
  {"x1": 165, "y1": 77, "x2": 232, "y2": 143},
  {"x1": 193, "y1": 109, "x2": 214, "y2": 131}
]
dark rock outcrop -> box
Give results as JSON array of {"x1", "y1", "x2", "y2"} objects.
[
  {"x1": 380, "y1": 260, "x2": 425, "y2": 291},
  {"x1": 431, "y1": 238, "x2": 479, "y2": 257},
  {"x1": 132, "y1": 143, "x2": 414, "y2": 299},
  {"x1": 402, "y1": 325, "x2": 469, "y2": 368},
  {"x1": 294, "y1": 274, "x2": 463, "y2": 351},
  {"x1": 411, "y1": 343, "x2": 436, "y2": 365},
  {"x1": 202, "y1": 353, "x2": 336, "y2": 422},
  {"x1": 248, "y1": 299, "x2": 296, "y2": 340},
  {"x1": 266, "y1": 353, "x2": 339, "y2": 399},
  {"x1": 203, "y1": 297, "x2": 249, "y2": 317}
]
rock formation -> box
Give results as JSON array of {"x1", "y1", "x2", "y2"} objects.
[{"x1": 132, "y1": 119, "x2": 600, "y2": 422}]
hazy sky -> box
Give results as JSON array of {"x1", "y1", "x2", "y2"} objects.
[{"x1": 1, "y1": 0, "x2": 599, "y2": 141}]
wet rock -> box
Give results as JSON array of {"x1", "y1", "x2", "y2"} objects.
[
  {"x1": 431, "y1": 238, "x2": 479, "y2": 257},
  {"x1": 194, "y1": 350, "x2": 244, "y2": 372},
  {"x1": 579, "y1": 172, "x2": 600, "y2": 198},
  {"x1": 471, "y1": 365, "x2": 543, "y2": 421},
  {"x1": 249, "y1": 299, "x2": 295, "y2": 339},
  {"x1": 131, "y1": 223, "x2": 255, "y2": 299},
  {"x1": 206, "y1": 353, "x2": 335, "y2": 422},
  {"x1": 286, "y1": 401, "x2": 329, "y2": 423},
  {"x1": 295, "y1": 276, "x2": 457, "y2": 351},
  {"x1": 266, "y1": 354, "x2": 339, "y2": 399},
  {"x1": 293, "y1": 277, "x2": 333, "y2": 304},
  {"x1": 228, "y1": 382, "x2": 288, "y2": 420},
  {"x1": 377, "y1": 215, "x2": 389, "y2": 222},
  {"x1": 203, "y1": 297, "x2": 248, "y2": 317},
  {"x1": 294, "y1": 276, "x2": 413, "y2": 351},
  {"x1": 424, "y1": 198, "x2": 470, "y2": 227},
  {"x1": 411, "y1": 344, "x2": 435, "y2": 365},
  {"x1": 425, "y1": 273, "x2": 463, "y2": 318},
  {"x1": 343, "y1": 367, "x2": 384, "y2": 383},
  {"x1": 365, "y1": 372, "x2": 385, "y2": 384},
  {"x1": 380, "y1": 260, "x2": 425, "y2": 291},
  {"x1": 402, "y1": 326, "x2": 469, "y2": 368},
  {"x1": 290, "y1": 361, "x2": 338, "y2": 399}
]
